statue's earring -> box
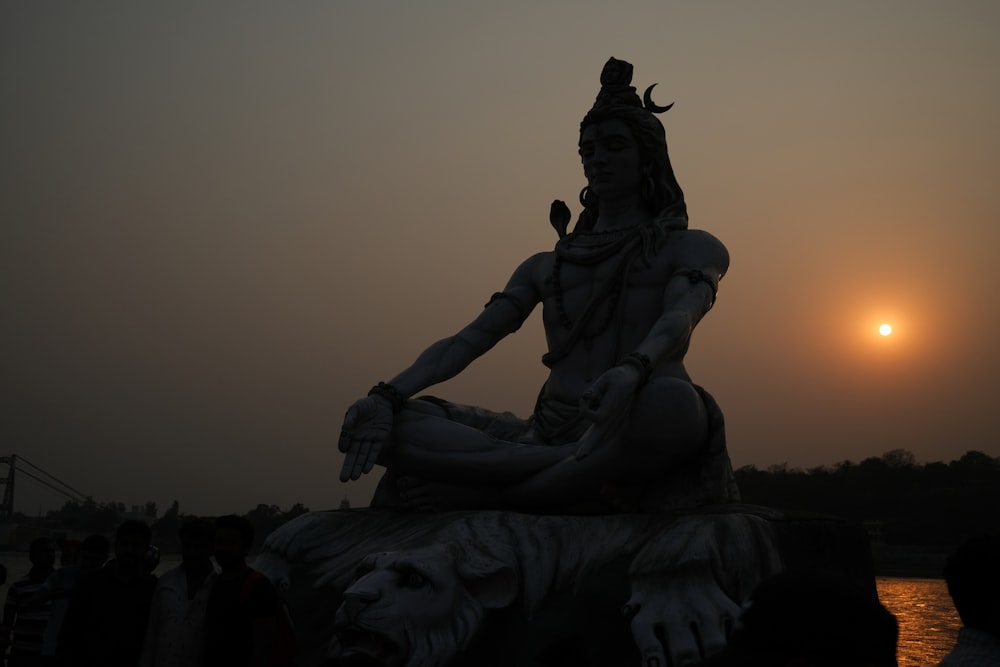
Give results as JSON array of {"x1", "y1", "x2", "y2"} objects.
[
  {"x1": 640, "y1": 165, "x2": 656, "y2": 203},
  {"x1": 579, "y1": 186, "x2": 593, "y2": 209},
  {"x1": 641, "y1": 176, "x2": 655, "y2": 202}
]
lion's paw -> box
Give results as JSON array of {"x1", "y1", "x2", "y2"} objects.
[{"x1": 625, "y1": 565, "x2": 740, "y2": 667}]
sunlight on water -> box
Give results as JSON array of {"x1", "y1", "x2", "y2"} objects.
[{"x1": 877, "y1": 578, "x2": 961, "y2": 667}]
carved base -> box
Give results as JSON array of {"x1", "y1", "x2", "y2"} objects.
[{"x1": 255, "y1": 504, "x2": 874, "y2": 666}]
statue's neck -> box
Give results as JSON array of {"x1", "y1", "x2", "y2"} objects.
[{"x1": 592, "y1": 197, "x2": 650, "y2": 231}]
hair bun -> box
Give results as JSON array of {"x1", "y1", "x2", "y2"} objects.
[{"x1": 600, "y1": 57, "x2": 634, "y2": 87}]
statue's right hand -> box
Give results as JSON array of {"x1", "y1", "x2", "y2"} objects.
[{"x1": 338, "y1": 396, "x2": 394, "y2": 482}]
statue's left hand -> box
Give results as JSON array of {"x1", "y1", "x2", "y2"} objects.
[
  {"x1": 338, "y1": 396, "x2": 393, "y2": 482},
  {"x1": 575, "y1": 365, "x2": 640, "y2": 460}
]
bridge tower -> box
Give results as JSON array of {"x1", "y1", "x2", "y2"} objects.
[{"x1": 0, "y1": 455, "x2": 15, "y2": 520}]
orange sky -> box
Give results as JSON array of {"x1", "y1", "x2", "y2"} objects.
[{"x1": 2, "y1": 2, "x2": 998, "y2": 516}]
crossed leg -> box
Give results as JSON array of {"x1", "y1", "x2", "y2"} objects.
[{"x1": 369, "y1": 379, "x2": 711, "y2": 511}]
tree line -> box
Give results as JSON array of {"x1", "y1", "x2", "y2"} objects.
[
  {"x1": 37, "y1": 498, "x2": 338, "y2": 553},
  {"x1": 734, "y1": 449, "x2": 1000, "y2": 548},
  {"x1": 34, "y1": 449, "x2": 999, "y2": 552}
]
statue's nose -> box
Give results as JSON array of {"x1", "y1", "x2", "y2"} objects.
[{"x1": 343, "y1": 587, "x2": 380, "y2": 617}]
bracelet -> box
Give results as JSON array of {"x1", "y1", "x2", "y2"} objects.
[
  {"x1": 619, "y1": 352, "x2": 653, "y2": 387},
  {"x1": 368, "y1": 382, "x2": 406, "y2": 413}
]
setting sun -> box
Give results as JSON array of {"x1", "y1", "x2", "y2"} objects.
[{"x1": 879, "y1": 323, "x2": 893, "y2": 336}]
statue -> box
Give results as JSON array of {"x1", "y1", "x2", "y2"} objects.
[
  {"x1": 338, "y1": 57, "x2": 737, "y2": 514},
  {"x1": 255, "y1": 58, "x2": 878, "y2": 667}
]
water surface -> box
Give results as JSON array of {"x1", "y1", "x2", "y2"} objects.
[{"x1": 877, "y1": 577, "x2": 960, "y2": 667}]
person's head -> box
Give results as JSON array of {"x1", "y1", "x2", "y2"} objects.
[
  {"x1": 577, "y1": 57, "x2": 687, "y2": 230},
  {"x1": 178, "y1": 517, "x2": 215, "y2": 567},
  {"x1": 115, "y1": 519, "x2": 152, "y2": 571},
  {"x1": 213, "y1": 514, "x2": 254, "y2": 570},
  {"x1": 29, "y1": 537, "x2": 56, "y2": 570},
  {"x1": 708, "y1": 570, "x2": 898, "y2": 667},
  {"x1": 943, "y1": 532, "x2": 1000, "y2": 633},
  {"x1": 80, "y1": 534, "x2": 110, "y2": 571}
]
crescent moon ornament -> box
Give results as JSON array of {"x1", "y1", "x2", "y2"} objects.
[{"x1": 643, "y1": 84, "x2": 674, "y2": 113}]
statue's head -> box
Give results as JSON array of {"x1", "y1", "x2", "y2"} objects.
[{"x1": 577, "y1": 57, "x2": 686, "y2": 231}]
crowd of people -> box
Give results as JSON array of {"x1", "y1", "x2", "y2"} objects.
[
  {"x1": 0, "y1": 515, "x2": 287, "y2": 667},
  {"x1": 0, "y1": 518, "x2": 996, "y2": 666}
]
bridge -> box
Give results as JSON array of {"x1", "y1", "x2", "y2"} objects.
[{"x1": 0, "y1": 455, "x2": 90, "y2": 519}]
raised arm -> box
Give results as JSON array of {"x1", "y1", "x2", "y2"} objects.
[
  {"x1": 338, "y1": 253, "x2": 545, "y2": 482},
  {"x1": 630, "y1": 230, "x2": 729, "y2": 366},
  {"x1": 386, "y1": 253, "x2": 545, "y2": 397}
]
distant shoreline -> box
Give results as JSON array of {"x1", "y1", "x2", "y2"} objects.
[{"x1": 872, "y1": 544, "x2": 948, "y2": 579}]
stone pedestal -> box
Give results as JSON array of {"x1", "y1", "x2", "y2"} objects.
[{"x1": 255, "y1": 504, "x2": 874, "y2": 666}]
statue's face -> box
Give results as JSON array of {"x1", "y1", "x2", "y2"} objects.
[{"x1": 579, "y1": 119, "x2": 642, "y2": 202}]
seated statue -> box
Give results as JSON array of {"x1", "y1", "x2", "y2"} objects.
[
  {"x1": 339, "y1": 57, "x2": 738, "y2": 514},
  {"x1": 266, "y1": 57, "x2": 880, "y2": 667}
]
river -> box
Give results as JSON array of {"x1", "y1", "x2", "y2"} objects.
[
  {"x1": 876, "y1": 577, "x2": 960, "y2": 667},
  {"x1": 0, "y1": 552, "x2": 960, "y2": 665}
]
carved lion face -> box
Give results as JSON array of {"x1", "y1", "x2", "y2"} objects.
[{"x1": 331, "y1": 544, "x2": 516, "y2": 667}]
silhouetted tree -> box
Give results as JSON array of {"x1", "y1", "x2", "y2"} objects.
[
  {"x1": 735, "y1": 450, "x2": 1000, "y2": 551},
  {"x1": 882, "y1": 449, "x2": 916, "y2": 469},
  {"x1": 245, "y1": 503, "x2": 311, "y2": 552},
  {"x1": 951, "y1": 450, "x2": 999, "y2": 478}
]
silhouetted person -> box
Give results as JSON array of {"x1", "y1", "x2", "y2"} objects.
[
  {"x1": 939, "y1": 533, "x2": 1000, "y2": 666},
  {"x1": 204, "y1": 515, "x2": 281, "y2": 667},
  {"x1": 704, "y1": 570, "x2": 898, "y2": 667},
  {"x1": 37, "y1": 535, "x2": 109, "y2": 665},
  {"x1": 33, "y1": 539, "x2": 90, "y2": 664},
  {"x1": 59, "y1": 521, "x2": 157, "y2": 667},
  {"x1": 140, "y1": 518, "x2": 217, "y2": 667},
  {"x1": 1, "y1": 537, "x2": 56, "y2": 667}
]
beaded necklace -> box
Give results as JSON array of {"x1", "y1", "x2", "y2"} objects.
[
  {"x1": 542, "y1": 223, "x2": 659, "y2": 368},
  {"x1": 549, "y1": 228, "x2": 638, "y2": 339}
]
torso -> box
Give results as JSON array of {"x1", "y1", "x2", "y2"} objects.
[
  {"x1": 69, "y1": 567, "x2": 157, "y2": 666},
  {"x1": 530, "y1": 225, "x2": 725, "y2": 405},
  {"x1": 204, "y1": 569, "x2": 278, "y2": 665}
]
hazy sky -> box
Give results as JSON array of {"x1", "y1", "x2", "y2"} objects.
[{"x1": 3, "y1": 2, "x2": 998, "y2": 517}]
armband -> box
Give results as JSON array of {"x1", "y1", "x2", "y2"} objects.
[
  {"x1": 485, "y1": 291, "x2": 529, "y2": 313},
  {"x1": 368, "y1": 382, "x2": 406, "y2": 413},
  {"x1": 483, "y1": 291, "x2": 532, "y2": 326},
  {"x1": 484, "y1": 292, "x2": 506, "y2": 308}
]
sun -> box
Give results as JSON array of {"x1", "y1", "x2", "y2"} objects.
[{"x1": 879, "y1": 323, "x2": 892, "y2": 336}]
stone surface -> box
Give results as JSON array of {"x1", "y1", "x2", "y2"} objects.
[{"x1": 255, "y1": 505, "x2": 873, "y2": 666}]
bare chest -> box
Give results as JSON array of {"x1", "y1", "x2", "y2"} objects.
[
  {"x1": 538, "y1": 243, "x2": 675, "y2": 301},
  {"x1": 536, "y1": 246, "x2": 677, "y2": 345}
]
